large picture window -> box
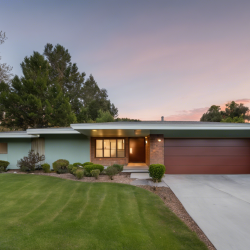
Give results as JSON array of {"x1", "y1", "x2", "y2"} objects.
[{"x1": 96, "y1": 139, "x2": 125, "y2": 158}]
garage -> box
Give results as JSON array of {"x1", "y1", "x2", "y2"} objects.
[{"x1": 164, "y1": 139, "x2": 250, "y2": 174}]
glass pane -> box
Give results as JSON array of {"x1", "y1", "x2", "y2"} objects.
[
  {"x1": 104, "y1": 149, "x2": 110, "y2": 157},
  {"x1": 96, "y1": 149, "x2": 103, "y2": 157},
  {"x1": 117, "y1": 139, "x2": 124, "y2": 150},
  {"x1": 110, "y1": 140, "x2": 116, "y2": 150},
  {"x1": 117, "y1": 150, "x2": 125, "y2": 157},
  {"x1": 104, "y1": 140, "x2": 110, "y2": 150},
  {"x1": 96, "y1": 140, "x2": 103, "y2": 149},
  {"x1": 111, "y1": 149, "x2": 116, "y2": 157}
]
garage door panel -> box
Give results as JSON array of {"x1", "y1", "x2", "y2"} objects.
[
  {"x1": 164, "y1": 139, "x2": 250, "y2": 174},
  {"x1": 164, "y1": 139, "x2": 250, "y2": 147},
  {"x1": 165, "y1": 165, "x2": 250, "y2": 174},
  {"x1": 165, "y1": 156, "x2": 250, "y2": 166},
  {"x1": 165, "y1": 147, "x2": 250, "y2": 156}
]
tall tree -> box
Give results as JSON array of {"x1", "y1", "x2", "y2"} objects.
[
  {"x1": 200, "y1": 101, "x2": 250, "y2": 123},
  {"x1": 44, "y1": 44, "x2": 118, "y2": 122},
  {"x1": 0, "y1": 31, "x2": 13, "y2": 83},
  {"x1": 0, "y1": 52, "x2": 76, "y2": 129}
]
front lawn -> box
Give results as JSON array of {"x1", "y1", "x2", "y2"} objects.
[{"x1": 0, "y1": 174, "x2": 207, "y2": 250}]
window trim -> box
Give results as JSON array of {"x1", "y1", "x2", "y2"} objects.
[{"x1": 95, "y1": 138, "x2": 125, "y2": 158}]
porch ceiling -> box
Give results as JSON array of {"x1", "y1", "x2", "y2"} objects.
[{"x1": 72, "y1": 129, "x2": 150, "y2": 137}]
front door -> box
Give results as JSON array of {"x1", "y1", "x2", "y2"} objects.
[{"x1": 129, "y1": 138, "x2": 145, "y2": 163}]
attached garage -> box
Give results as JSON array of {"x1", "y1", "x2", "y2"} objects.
[{"x1": 164, "y1": 139, "x2": 250, "y2": 174}]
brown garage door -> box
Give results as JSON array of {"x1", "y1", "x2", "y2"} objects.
[{"x1": 164, "y1": 139, "x2": 250, "y2": 174}]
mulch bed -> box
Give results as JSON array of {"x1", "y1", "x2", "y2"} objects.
[{"x1": 6, "y1": 170, "x2": 215, "y2": 249}]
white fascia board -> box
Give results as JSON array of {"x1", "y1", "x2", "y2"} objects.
[
  {"x1": 27, "y1": 128, "x2": 80, "y2": 134},
  {"x1": 0, "y1": 134, "x2": 40, "y2": 138},
  {"x1": 71, "y1": 124, "x2": 250, "y2": 130}
]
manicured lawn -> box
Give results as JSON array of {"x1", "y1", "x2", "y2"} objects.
[{"x1": 0, "y1": 174, "x2": 207, "y2": 250}]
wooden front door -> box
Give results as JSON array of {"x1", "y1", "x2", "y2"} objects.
[{"x1": 129, "y1": 138, "x2": 145, "y2": 163}]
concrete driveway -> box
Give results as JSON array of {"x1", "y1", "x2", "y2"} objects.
[{"x1": 163, "y1": 175, "x2": 250, "y2": 250}]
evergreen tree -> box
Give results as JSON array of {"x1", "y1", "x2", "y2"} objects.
[{"x1": 0, "y1": 52, "x2": 76, "y2": 129}]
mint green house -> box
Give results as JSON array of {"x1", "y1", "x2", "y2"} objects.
[{"x1": 1, "y1": 122, "x2": 250, "y2": 174}]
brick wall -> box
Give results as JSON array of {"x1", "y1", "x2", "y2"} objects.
[
  {"x1": 149, "y1": 134, "x2": 164, "y2": 165},
  {"x1": 145, "y1": 136, "x2": 150, "y2": 166},
  {"x1": 90, "y1": 137, "x2": 129, "y2": 166}
]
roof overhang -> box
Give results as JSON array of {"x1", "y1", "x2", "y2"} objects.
[
  {"x1": 0, "y1": 133, "x2": 40, "y2": 138},
  {"x1": 27, "y1": 128, "x2": 80, "y2": 134}
]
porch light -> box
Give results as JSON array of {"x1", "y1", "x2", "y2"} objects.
[
  {"x1": 145, "y1": 140, "x2": 147, "y2": 144},
  {"x1": 93, "y1": 130, "x2": 97, "y2": 131},
  {"x1": 158, "y1": 139, "x2": 161, "y2": 142},
  {"x1": 130, "y1": 148, "x2": 133, "y2": 154}
]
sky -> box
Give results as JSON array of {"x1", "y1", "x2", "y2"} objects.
[{"x1": 0, "y1": 0, "x2": 250, "y2": 121}]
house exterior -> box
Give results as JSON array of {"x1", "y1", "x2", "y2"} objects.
[{"x1": 1, "y1": 121, "x2": 250, "y2": 174}]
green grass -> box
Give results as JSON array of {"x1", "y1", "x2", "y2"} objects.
[{"x1": 0, "y1": 174, "x2": 207, "y2": 250}]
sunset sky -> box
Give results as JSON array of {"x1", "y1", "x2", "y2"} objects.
[{"x1": 1, "y1": 0, "x2": 250, "y2": 121}]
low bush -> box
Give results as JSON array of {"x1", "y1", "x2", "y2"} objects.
[
  {"x1": 84, "y1": 164, "x2": 104, "y2": 174},
  {"x1": 17, "y1": 150, "x2": 45, "y2": 172},
  {"x1": 0, "y1": 160, "x2": 10, "y2": 172},
  {"x1": 91, "y1": 169, "x2": 100, "y2": 179},
  {"x1": 75, "y1": 169, "x2": 84, "y2": 179},
  {"x1": 72, "y1": 167, "x2": 78, "y2": 175},
  {"x1": 84, "y1": 170, "x2": 92, "y2": 177},
  {"x1": 82, "y1": 162, "x2": 93, "y2": 167},
  {"x1": 0, "y1": 166, "x2": 5, "y2": 173},
  {"x1": 67, "y1": 164, "x2": 74, "y2": 173},
  {"x1": 73, "y1": 162, "x2": 82, "y2": 167},
  {"x1": 52, "y1": 159, "x2": 69, "y2": 174},
  {"x1": 42, "y1": 163, "x2": 50, "y2": 173},
  {"x1": 106, "y1": 166, "x2": 118, "y2": 180},
  {"x1": 112, "y1": 164, "x2": 123, "y2": 173},
  {"x1": 149, "y1": 164, "x2": 165, "y2": 182}
]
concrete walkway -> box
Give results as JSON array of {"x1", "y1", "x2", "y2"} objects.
[{"x1": 163, "y1": 175, "x2": 250, "y2": 250}]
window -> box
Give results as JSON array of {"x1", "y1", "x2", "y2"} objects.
[
  {"x1": 96, "y1": 139, "x2": 125, "y2": 158},
  {"x1": 0, "y1": 143, "x2": 7, "y2": 154}
]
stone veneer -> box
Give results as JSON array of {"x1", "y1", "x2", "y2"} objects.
[{"x1": 149, "y1": 134, "x2": 164, "y2": 165}]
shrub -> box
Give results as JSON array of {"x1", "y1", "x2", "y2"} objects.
[
  {"x1": 84, "y1": 170, "x2": 92, "y2": 177},
  {"x1": 72, "y1": 167, "x2": 78, "y2": 175},
  {"x1": 149, "y1": 164, "x2": 165, "y2": 182},
  {"x1": 112, "y1": 164, "x2": 123, "y2": 173},
  {"x1": 73, "y1": 162, "x2": 82, "y2": 167},
  {"x1": 17, "y1": 150, "x2": 45, "y2": 172},
  {"x1": 82, "y1": 162, "x2": 93, "y2": 167},
  {"x1": 52, "y1": 159, "x2": 69, "y2": 174},
  {"x1": 0, "y1": 160, "x2": 10, "y2": 172},
  {"x1": 106, "y1": 166, "x2": 118, "y2": 180},
  {"x1": 42, "y1": 163, "x2": 50, "y2": 173},
  {"x1": 68, "y1": 164, "x2": 74, "y2": 173},
  {"x1": 84, "y1": 164, "x2": 104, "y2": 174},
  {"x1": 75, "y1": 169, "x2": 84, "y2": 179},
  {"x1": 0, "y1": 166, "x2": 5, "y2": 173},
  {"x1": 91, "y1": 169, "x2": 100, "y2": 179}
]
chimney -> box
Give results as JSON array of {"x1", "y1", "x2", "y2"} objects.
[{"x1": 161, "y1": 116, "x2": 164, "y2": 121}]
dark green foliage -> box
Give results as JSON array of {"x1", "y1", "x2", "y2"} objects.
[
  {"x1": 82, "y1": 162, "x2": 93, "y2": 167},
  {"x1": 0, "y1": 166, "x2": 4, "y2": 173},
  {"x1": 221, "y1": 116, "x2": 245, "y2": 123},
  {"x1": 41, "y1": 163, "x2": 50, "y2": 173},
  {"x1": 52, "y1": 159, "x2": 69, "y2": 173},
  {"x1": 96, "y1": 110, "x2": 114, "y2": 123},
  {"x1": 115, "y1": 118, "x2": 141, "y2": 122},
  {"x1": 91, "y1": 169, "x2": 100, "y2": 179},
  {"x1": 106, "y1": 166, "x2": 118, "y2": 180},
  {"x1": 201, "y1": 101, "x2": 250, "y2": 123},
  {"x1": 17, "y1": 150, "x2": 45, "y2": 172},
  {"x1": 112, "y1": 164, "x2": 123, "y2": 173},
  {"x1": 149, "y1": 164, "x2": 165, "y2": 182},
  {"x1": 75, "y1": 169, "x2": 84, "y2": 179},
  {"x1": 0, "y1": 160, "x2": 10, "y2": 172},
  {"x1": 84, "y1": 164, "x2": 104, "y2": 174},
  {"x1": 73, "y1": 162, "x2": 82, "y2": 167},
  {"x1": 67, "y1": 164, "x2": 74, "y2": 173},
  {"x1": 72, "y1": 167, "x2": 78, "y2": 176},
  {"x1": 0, "y1": 52, "x2": 76, "y2": 129}
]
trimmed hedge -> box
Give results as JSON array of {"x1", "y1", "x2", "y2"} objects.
[
  {"x1": 42, "y1": 163, "x2": 50, "y2": 173},
  {"x1": 82, "y1": 162, "x2": 93, "y2": 167},
  {"x1": 112, "y1": 164, "x2": 123, "y2": 173},
  {"x1": 149, "y1": 164, "x2": 165, "y2": 182},
  {"x1": 0, "y1": 160, "x2": 10, "y2": 172},
  {"x1": 106, "y1": 166, "x2": 118, "y2": 180},
  {"x1": 91, "y1": 169, "x2": 100, "y2": 179},
  {"x1": 84, "y1": 164, "x2": 104, "y2": 174},
  {"x1": 52, "y1": 159, "x2": 69, "y2": 173},
  {"x1": 75, "y1": 169, "x2": 84, "y2": 179},
  {"x1": 73, "y1": 162, "x2": 82, "y2": 167}
]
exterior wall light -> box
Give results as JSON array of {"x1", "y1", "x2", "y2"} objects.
[
  {"x1": 130, "y1": 148, "x2": 133, "y2": 154},
  {"x1": 158, "y1": 139, "x2": 161, "y2": 142}
]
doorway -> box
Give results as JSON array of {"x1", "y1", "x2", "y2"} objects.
[{"x1": 129, "y1": 138, "x2": 145, "y2": 163}]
